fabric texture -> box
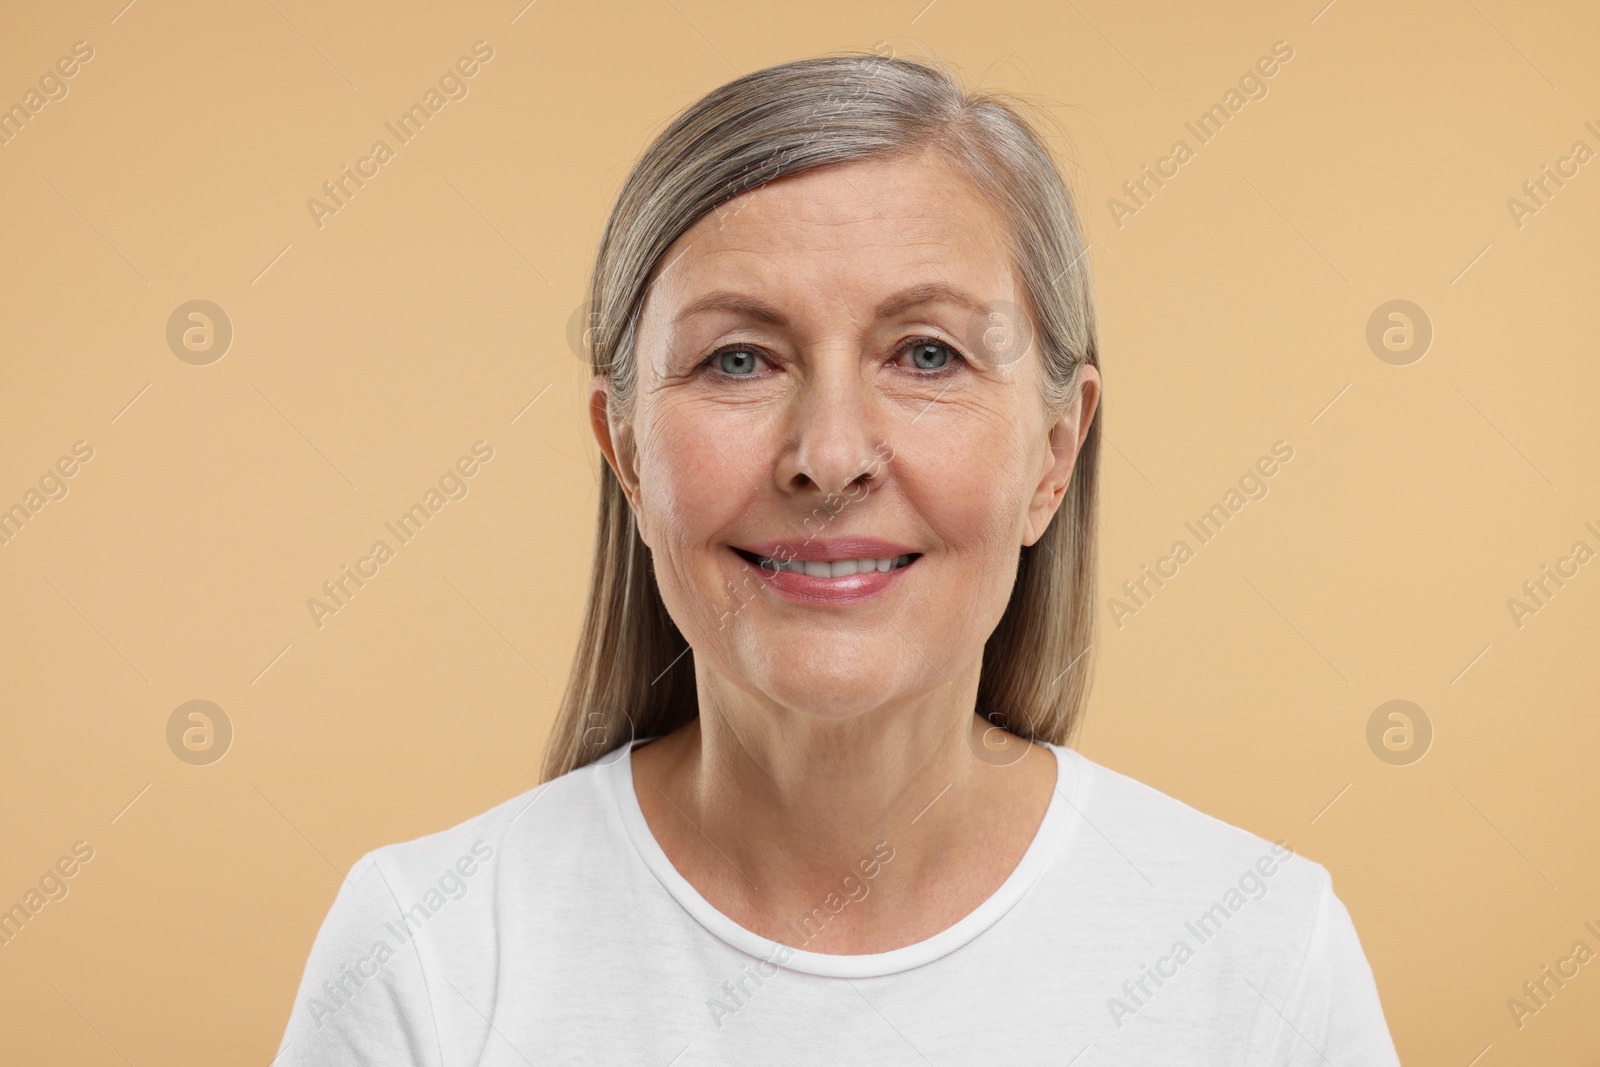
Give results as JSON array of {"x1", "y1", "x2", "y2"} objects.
[{"x1": 273, "y1": 739, "x2": 1401, "y2": 1065}]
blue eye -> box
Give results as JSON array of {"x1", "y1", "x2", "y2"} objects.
[
  {"x1": 716, "y1": 348, "x2": 760, "y2": 375},
  {"x1": 907, "y1": 340, "x2": 954, "y2": 371}
]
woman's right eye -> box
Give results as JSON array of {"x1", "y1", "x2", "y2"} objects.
[{"x1": 711, "y1": 347, "x2": 762, "y2": 376}]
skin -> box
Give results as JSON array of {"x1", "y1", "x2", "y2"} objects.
[{"x1": 590, "y1": 144, "x2": 1101, "y2": 954}]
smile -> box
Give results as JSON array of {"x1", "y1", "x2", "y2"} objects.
[
  {"x1": 736, "y1": 551, "x2": 917, "y2": 577},
  {"x1": 728, "y1": 540, "x2": 922, "y2": 604}
]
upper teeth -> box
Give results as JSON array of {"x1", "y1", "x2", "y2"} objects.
[{"x1": 760, "y1": 555, "x2": 913, "y2": 577}]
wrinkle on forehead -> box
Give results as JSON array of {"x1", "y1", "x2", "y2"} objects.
[{"x1": 636, "y1": 152, "x2": 1019, "y2": 351}]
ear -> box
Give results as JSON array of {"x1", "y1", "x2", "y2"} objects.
[
  {"x1": 589, "y1": 376, "x2": 648, "y2": 540},
  {"x1": 1022, "y1": 363, "x2": 1101, "y2": 546}
]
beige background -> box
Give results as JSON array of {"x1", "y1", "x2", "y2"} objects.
[{"x1": 1, "y1": 0, "x2": 1596, "y2": 1062}]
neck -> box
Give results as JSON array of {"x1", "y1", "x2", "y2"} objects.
[
  {"x1": 631, "y1": 657, "x2": 1057, "y2": 953},
  {"x1": 702, "y1": 660, "x2": 983, "y2": 866}
]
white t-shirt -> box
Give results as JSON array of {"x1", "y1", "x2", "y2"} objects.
[{"x1": 274, "y1": 739, "x2": 1400, "y2": 1065}]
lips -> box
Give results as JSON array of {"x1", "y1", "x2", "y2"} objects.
[{"x1": 728, "y1": 538, "x2": 921, "y2": 604}]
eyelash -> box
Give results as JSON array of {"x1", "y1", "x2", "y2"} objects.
[{"x1": 700, "y1": 336, "x2": 967, "y2": 378}]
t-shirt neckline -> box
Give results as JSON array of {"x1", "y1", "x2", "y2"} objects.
[{"x1": 603, "y1": 735, "x2": 1084, "y2": 978}]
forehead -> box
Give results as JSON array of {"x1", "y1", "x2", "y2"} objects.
[{"x1": 640, "y1": 148, "x2": 1019, "y2": 327}]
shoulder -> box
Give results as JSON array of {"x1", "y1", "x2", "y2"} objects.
[
  {"x1": 361, "y1": 749, "x2": 625, "y2": 902},
  {"x1": 1046, "y1": 747, "x2": 1329, "y2": 1016},
  {"x1": 1052, "y1": 743, "x2": 1328, "y2": 902},
  {"x1": 1045, "y1": 747, "x2": 1396, "y2": 1059},
  {"x1": 273, "y1": 754, "x2": 628, "y2": 1066}
]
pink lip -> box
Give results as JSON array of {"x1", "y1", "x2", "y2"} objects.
[{"x1": 729, "y1": 539, "x2": 921, "y2": 605}]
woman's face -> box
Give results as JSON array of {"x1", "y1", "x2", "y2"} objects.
[{"x1": 595, "y1": 146, "x2": 1099, "y2": 723}]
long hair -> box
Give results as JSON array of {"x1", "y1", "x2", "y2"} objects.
[{"x1": 540, "y1": 50, "x2": 1101, "y2": 782}]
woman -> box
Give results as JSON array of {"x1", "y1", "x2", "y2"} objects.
[{"x1": 276, "y1": 52, "x2": 1399, "y2": 1064}]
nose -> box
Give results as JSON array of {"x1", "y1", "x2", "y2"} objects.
[{"x1": 775, "y1": 358, "x2": 886, "y2": 498}]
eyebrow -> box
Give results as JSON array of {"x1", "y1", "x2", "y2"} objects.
[{"x1": 672, "y1": 280, "x2": 987, "y2": 327}]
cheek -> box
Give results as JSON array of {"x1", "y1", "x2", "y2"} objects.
[
  {"x1": 634, "y1": 408, "x2": 756, "y2": 565},
  {"x1": 898, "y1": 415, "x2": 1038, "y2": 554}
]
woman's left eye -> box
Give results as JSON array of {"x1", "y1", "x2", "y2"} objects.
[{"x1": 901, "y1": 339, "x2": 961, "y2": 372}]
